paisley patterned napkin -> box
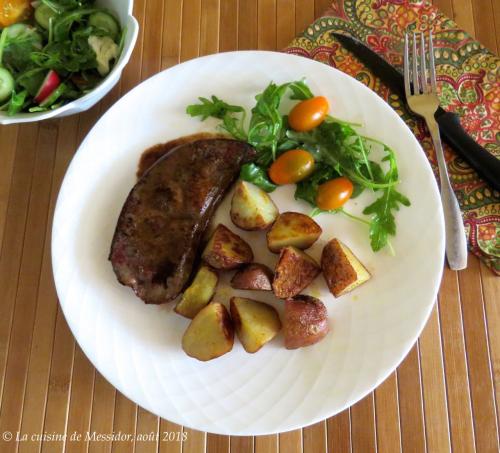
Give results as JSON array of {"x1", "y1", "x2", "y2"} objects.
[{"x1": 284, "y1": 0, "x2": 500, "y2": 274}]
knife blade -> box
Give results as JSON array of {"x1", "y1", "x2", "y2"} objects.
[{"x1": 331, "y1": 32, "x2": 500, "y2": 192}]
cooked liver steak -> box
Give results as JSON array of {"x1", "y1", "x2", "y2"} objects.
[{"x1": 109, "y1": 139, "x2": 255, "y2": 304}]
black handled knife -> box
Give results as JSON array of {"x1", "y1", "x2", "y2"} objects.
[{"x1": 331, "y1": 32, "x2": 500, "y2": 192}]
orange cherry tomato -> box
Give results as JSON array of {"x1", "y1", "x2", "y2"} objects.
[
  {"x1": 288, "y1": 96, "x2": 329, "y2": 132},
  {"x1": 316, "y1": 177, "x2": 354, "y2": 210},
  {"x1": 268, "y1": 149, "x2": 315, "y2": 185},
  {"x1": 0, "y1": 0, "x2": 31, "y2": 27}
]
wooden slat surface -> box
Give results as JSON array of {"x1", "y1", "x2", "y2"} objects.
[
  {"x1": 374, "y1": 373, "x2": 401, "y2": 452},
  {"x1": 0, "y1": 1, "x2": 498, "y2": 452},
  {"x1": 350, "y1": 395, "x2": 376, "y2": 453}
]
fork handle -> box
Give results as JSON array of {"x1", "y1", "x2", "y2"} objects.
[
  {"x1": 436, "y1": 110, "x2": 500, "y2": 192},
  {"x1": 427, "y1": 118, "x2": 468, "y2": 270}
]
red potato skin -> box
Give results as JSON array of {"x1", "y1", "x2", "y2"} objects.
[
  {"x1": 284, "y1": 296, "x2": 329, "y2": 349},
  {"x1": 230, "y1": 263, "x2": 274, "y2": 291},
  {"x1": 272, "y1": 246, "x2": 321, "y2": 299},
  {"x1": 219, "y1": 305, "x2": 235, "y2": 345},
  {"x1": 229, "y1": 300, "x2": 242, "y2": 331}
]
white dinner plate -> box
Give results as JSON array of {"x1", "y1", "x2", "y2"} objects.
[{"x1": 52, "y1": 51, "x2": 445, "y2": 435}]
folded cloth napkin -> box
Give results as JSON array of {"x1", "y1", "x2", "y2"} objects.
[{"x1": 285, "y1": 0, "x2": 499, "y2": 274}]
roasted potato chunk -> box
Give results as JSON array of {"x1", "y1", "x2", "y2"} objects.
[
  {"x1": 230, "y1": 181, "x2": 279, "y2": 230},
  {"x1": 175, "y1": 266, "x2": 218, "y2": 318},
  {"x1": 230, "y1": 297, "x2": 281, "y2": 353},
  {"x1": 284, "y1": 295, "x2": 329, "y2": 349},
  {"x1": 202, "y1": 224, "x2": 254, "y2": 270},
  {"x1": 272, "y1": 246, "x2": 320, "y2": 299},
  {"x1": 321, "y1": 238, "x2": 371, "y2": 297},
  {"x1": 230, "y1": 263, "x2": 274, "y2": 291},
  {"x1": 267, "y1": 212, "x2": 322, "y2": 253},
  {"x1": 182, "y1": 302, "x2": 234, "y2": 361}
]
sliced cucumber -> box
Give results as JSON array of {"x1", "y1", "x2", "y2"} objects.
[
  {"x1": 6, "y1": 23, "x2": 31, "y2": 38},
  {"x1": 0, "y1": 68, "x2": 15, "y2": 102},
  {"x1": 89, "y1": 11, "x2": 119, "y2": 39},
  {"x1": 35, "y1": 4, "x2": 59, "y2": 30},
  {"x1": 6, "y1": 24, "x2": 43, "y2": 49}
]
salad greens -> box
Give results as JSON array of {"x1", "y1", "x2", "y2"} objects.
[
  {"x1": 240, "y1": 162, "x2": 277, "y2": 193},
  {"x1": 186, "y1": 80, "x2": 410, "y2": 253},
  {"x1": 186, "y1": 80, "x2": 314, "y2": 166},
  {"x1": 0, "y1": 0, "x2": 122, "y2": 115},
  {"x1": 186, "y1": 96, "x2": 247, "y2": 140}
]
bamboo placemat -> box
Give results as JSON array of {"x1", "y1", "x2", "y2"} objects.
[{"x1": 0, "y1": 1, "x2": 498, "y2": 452}]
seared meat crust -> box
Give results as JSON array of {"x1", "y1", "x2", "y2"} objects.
[{"x1": 109, "y1": 139, "x2": 255, "y2": 304}]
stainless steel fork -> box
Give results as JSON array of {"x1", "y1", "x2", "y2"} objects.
[{"x1": 404, "y1": 32, "x2": 467, "y2": 270}]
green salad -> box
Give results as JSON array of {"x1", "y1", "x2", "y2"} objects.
[
  {"x1": 0, "y1": 0, "x2": 123, "y2": 115},
  {"x1": 186, "y1": 80, "x2": 411, "y2": 253}
]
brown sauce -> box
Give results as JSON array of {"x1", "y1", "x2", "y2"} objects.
[{"x1": 137, "y1": 132, "x2": 228, "y2": 178}]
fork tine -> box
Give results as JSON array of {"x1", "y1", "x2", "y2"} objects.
[
  {"x1": 429, "y1": 32, "x2": 438, "y2": 93},
  {"x1": 412, "y1": 33, "x2": 420, "y2": 94},
  {"x1": 404, "y1": 34, "x2": 411, "y2": 97},
  {"x1": 420, "y1": 33, "x2": 429, "y2": 93}
]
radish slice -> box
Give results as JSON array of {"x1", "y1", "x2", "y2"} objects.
[{"x1": 34, "y1": 70, "x2": 60, "y2": 104}]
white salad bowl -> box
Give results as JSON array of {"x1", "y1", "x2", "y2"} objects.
[{"x1": 0, "y1": 0, "x2": 138, "y2": 125}]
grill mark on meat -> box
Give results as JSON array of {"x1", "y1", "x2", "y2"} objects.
[{"x1": 109, "y1": 138, "x2": 256, "y2": 304}]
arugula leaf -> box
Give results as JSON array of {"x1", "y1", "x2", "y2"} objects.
[
  {"x1": 7, "y1": 90, "x2": 28, "y2": 115},
  {"x1": 288, "y1": 80, "x2": 314, "y2": 100},
  {"x1": 350, "y1": 182, "x2": 364, "y2": 199},
  {"x1": 1, "y1": 25, "x2": 43, "y2": 73},
  {"x1": 310, "y1": 207, "x2": 371, "y2": 226},
  {"x1": 294, "y1": 163, "x2": 339, "y2": 206},
  {"x1": 187, "y1": 80, "x2": 316, "y2": 166},
  {"x1": 362, "y1": 149, "x2": 411, "y2": 251},
  {"x1": 363, "y1": 189, "x2": 410, "y2": 251},
  {"x1": 186, "y1": 95, "x2": 243, "y2": 119},
  {"x1": 186, "y1": 96, "x2": 247, "y2": 140},
  {"x1": 32, "y1": 18, "x2": 120, "y2": 75},
  {"x1": 41, "y1": 0, "x2": 96, "y2": 13},
  {"x1": 240, "y1": 163, "x2": 277, "y2": 192},
  {"x1": 287, "y1": 123, "x2": 396, "y2": 190},
  {"x1": 31, "y1": 38, "x2": 96, "y2": 73},
  {"x1": 52, "y1": 8, "x2": 98, "y2": 42},
  {"x1": 247, "y1": 82, "x2": 289, "y2": 165},
  {"x1": 246, "y1": 80, "x2": 313, "y2": 165},
  {"x1": 16, "y1": 68, "x2": 46, "y2": 95}
]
